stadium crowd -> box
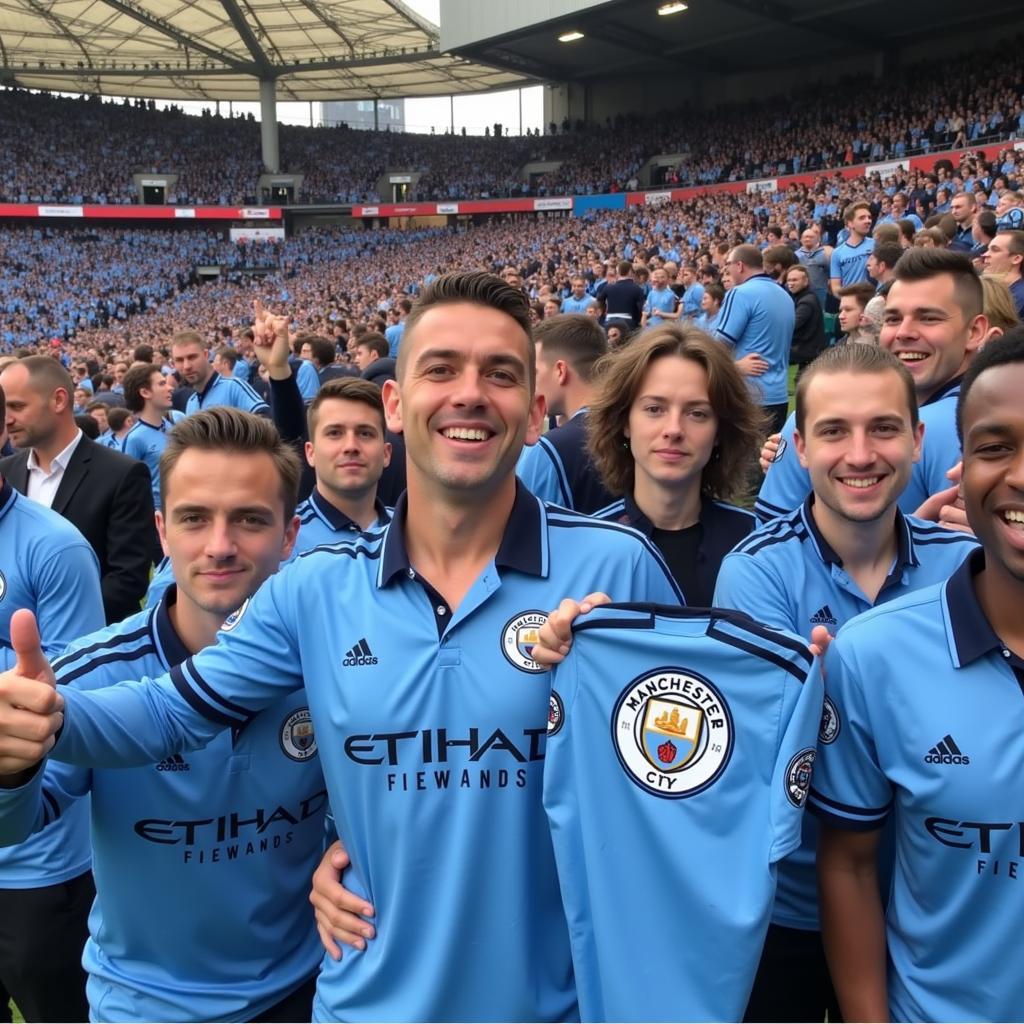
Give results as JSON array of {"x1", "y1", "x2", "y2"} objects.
[
  {"x1": 2, "y1": 40, "x2": 1022, "y2": 205},
  {"x1": 3, "y1": 55, "x2": 1024, "y2": 1024}
]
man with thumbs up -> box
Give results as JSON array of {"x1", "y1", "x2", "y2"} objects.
[{"x1": 0, "y1": 381, "x2": 104, "y2": 1023}]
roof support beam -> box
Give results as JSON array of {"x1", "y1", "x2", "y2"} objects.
[{"x1": 219, "y1": 0, "x2": 273, "y2": 76}]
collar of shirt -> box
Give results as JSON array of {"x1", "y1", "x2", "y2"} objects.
[
  {"x1": 942, "y1": 552, "x2": 1024, "y2": 671},
  {"x1": 27, "y1": 428, "x2": 83, "y2": 477},
  {"x1": 0, "y1": 478, "x2": 16, "y2": 523},
  {"x1": 310, "y1": 487, "x2": 390, "y2": 533},
  {"x1": 614, "y1": 490, "x2": 734, "y2": 544},
  {"x1": 922, "y1": 374, "x2": 964, "y2": 408},
  {"x1": 799, "y1": 493, "x2": 918, "y2": 575},
  {"x1": 196, "y1": 371, "x2": 221, "y2": 402},
  {"x1": 944, "y1": 549, "x2": 1024, "y2": 671},
  {"x1": 378, "y1": 481, "x2": 546, "y2": 587},
  {"x1": 153, "y1": 585, "x2": 192, "y2": 669}
]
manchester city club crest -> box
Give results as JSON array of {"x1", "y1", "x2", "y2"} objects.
[
  {"x1": 786, "y1": 748, "x2": 816, "y2": 807},
  {"x1": 548, "y1": 691, "x2": 564, "y2": 736},
  {"x1": 612, "y1": 667, "x2": 733, "y2": 799},
  {"x1": 501, "y1": 611, "x2": 549, "y2": 673},
  {"x1": 220, "y1": 597, "x2": 250, "y2": 633},
  {"x1": 280, "y1": 708, "x2": 317, "y2": 761},
  {"x1": 819, "y1": 695, "x2": 840, "y2": 744}
]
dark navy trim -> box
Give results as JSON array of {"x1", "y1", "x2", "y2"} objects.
[
  {"x1": 41, "y1": 789, "x2": 61, "y2": 825},
  {"x1": 922, "y1": 374, "x2": 963, "y2": 408},
  {"x1": 194, "y1": 370, "x2": 221, "y2": 407},
  {"x1": 307, "y1": 488, "x2": 391, "y2": 534},
  {"x1": 0, "y1": 479, "x2": 16, "y2": 522},
  {"x1": 808, "y1": 786, "x2": 892, "y2": 819},
  {"x1": 56, "y1": 645, "x2": 158, "y2": 687},
  {"x1": 169, "y1": 664, "x2": 240, "y2": 728},
  {"x1": 806, "y1": 802, "x2": 889, "y2": 832},
  {"x1": 707, "y1": 624, "x2": 809, "y2": 683},
  {"x1": 51, "y1": 625, "x2": 151, "y2": 674},
  {"x1": 178, "y1": 658, "x2": 253, "y2": 721},
  {"x1": 536, "y1": 436, "x2": 572, "y2": 507},
  {"x1": 946, "y1": 550, "x2": 1024, "y2": 670},
  {"x1": 151, "y1": 587, "x2": 191, "y2": 668},
  {"x1": 380, "y1": 483, "x2": 545, "y2": 586}
]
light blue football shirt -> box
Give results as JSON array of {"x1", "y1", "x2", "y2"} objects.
[
  {"x1": 545, "y1": 604, "x2": 822, "y2": 1022},
  {"x1": 714, "y1": 274, "x2": 795, "y2": 406},
  {"x1": 121, "y1": 417, "x2": 173, "y2": 510},
  {"x1": 714, "y1": 496, "x2": 977, "y2": 930},
  {"x1": 47, "y1": 485, "x2": 684, "y2": 1021},
  {"x1": 829, "y1": 236, "x2": 875, "y2": 287},
  {"x1": 0, "y1": 478, "x2": 104, "y2": 888},
  {"x1": 292, "y1": 489, "x2": 392, "y2": 557},
  {"x1": 186, "y1": 372, "x2": 269, "y2": 417},
  {"x1": 0, "y1": 587, "x2": 324, "y2": 1022},
  {"x1": 809, "y1": 551, "x2": 1024, "y2": 1022}
]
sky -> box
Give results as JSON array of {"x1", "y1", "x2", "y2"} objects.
[{"x1": 165, "y1": 0, "x2": 545, "y2": 136}]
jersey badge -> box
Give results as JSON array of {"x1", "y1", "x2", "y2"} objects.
[
  {"x1": 220, "y1": 597, "x2": 250, "y2": 632},
  {"x1": 548, "y1": 691, "x2": 564, "y2": 736},
  {"x1": 785, "y1": 748, "x2": 816, "y2": 807},
  {"x1": 501, "y1": 611, "x2": 548, "y2": 674},
  {"x1": 612, "y1": 667, "x2": 733, "y2": 799},
  {"x1": 280, "y1": 707, "x2": 318, "y2": 761},
  {"x1": 819, "y1": 695, "x2": 840, "y2": 744}
]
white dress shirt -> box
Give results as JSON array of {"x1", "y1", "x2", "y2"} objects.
[{"x1": 26, "y1": 429, "x2": 83, "y2": 508}]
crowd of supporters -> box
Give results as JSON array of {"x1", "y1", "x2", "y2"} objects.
[{"x1": 2, "y1": 41, "x2": 1022, "y2": 206}]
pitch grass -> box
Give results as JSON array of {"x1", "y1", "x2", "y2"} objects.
[{"x1": 10, "y1": 999, "x2": 23, "y2": 1023}]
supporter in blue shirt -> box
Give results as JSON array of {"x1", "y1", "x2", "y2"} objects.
[
  {"x1": 694, "y1": 281, "x2": 724, "y2": 334},
  {"x1": 812, "y1": 331, "x2": 1024, "y2": 1022},
  {"x1": 642, "y1": 268, "x2": 680, "y2": 328},
  {"x1": 560, "y1": 276, "x2": 597, "y2": 315},
  {"x1": 715, "y1": 344, "x2": 976, "y2": 1024},
  {"x1": 173, "y1": 332, "x2": 269, "y2": 417},
  {"x1": 119, "y1": 364, "x2": 177, "y2": 511},
  {"x1": 678, "y1": 264, "x2": 705, "y2": 319},
  {"x1": 516, "y1": 315, "x2": 612, "y2": 514},
  {"x1": 0, "y1": 412, "x2": 104, "y2": 1023},
  {"x1": 829, "y1": 202, "x2": 875, "y2": 295},
  {"x1": 0, "y1": 408, "x2": 328, "y2": 1023},
  {"x1": 715, "y1": 244, "x2": 795, "y2": 433},
  {"x1": 293, "y1": 377, "x2": 393, "y2": 555},
  {"x1": 983, "y1": 230, "x2": 1024, "y2": 317}
]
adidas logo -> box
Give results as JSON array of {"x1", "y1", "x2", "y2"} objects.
[
  {"x1": 810, "y1": 605, "x2": 838, "y2": 626},
  {"x1": 343, "y1": 638, "x2": 378, "y2": 667},
  {"x1": 924, "y1": 734, "x2": 970, "y2": 766},
  {"x1": 156, "y1": 754, "x2": 190, "y2": 772}
]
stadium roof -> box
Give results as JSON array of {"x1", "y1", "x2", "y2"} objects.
[{"x1": 0, "y1": 0, "x2": 536, "y2": 102}]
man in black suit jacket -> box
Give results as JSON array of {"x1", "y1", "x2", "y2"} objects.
[{"x1": 1, "y1": 356, "x2": 155, "y2": 623}]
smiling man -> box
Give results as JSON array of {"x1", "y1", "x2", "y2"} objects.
[
  {"x1": 812, "y1": 327, "x2": 1024, "y2": 1022},
  {"x1": 756, "y1": 248, "x2": 987, "y2": 522},
  {"x1": 714, "y1": 343, "x2": 977, "y2": 1023},
  {"x1": 0, "y1": 272, "x2": 682, "y2": 1022},
  {"x1": 293, "y1": 377, "x2": 392, "y2": 553}
]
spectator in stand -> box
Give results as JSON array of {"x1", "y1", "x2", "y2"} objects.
[
  {"x1": 642, "y1": 268, "x2": 680, "y2": 329},
  {"x1": 716, "y1": 244, "x2": 795, "y2": 434},
  {"x1": 695, "y1": 282, "x2": 724, "y2": 334},
  {"x1": 866, "y1": 241, "x2": 903, "y2": 293},
  {"x1": 949, "y1": 191, "x2": 978, "y2": 250},
  {"x1": 785, "y1": 265, "x2": 827, "y2": 379},
  {"x1": 211, "y1": 345, "x2": 240, "y2": 379},
  {"x1": 173, "y1": 331, "x2": 269, "y2": 417},
  {"x1": 796, "y1": 228, "x2": 832, "y2": 307},
  {"x1": 983, "y1": 230, "x2": 1024, "y2": 316},
  {"x1": 678, "y1": 264, "x2": 705, "y2": 320},
  {"x1": 995, "y1": 189, "x2": 1024, "y2": 231},
  {"x1": 830, "y1": 202, "x2": 875, "y2": 295},
  {"x1": 604, "y1": 260, "x2": 645, "y2": 330},
  {"x1": 106, "y1": 407, "x2": 135, "y2": 448},
  {"x1": 836, "y1": 282, "x2": 880, "y2": 345},
  {"x1": 561, "y1": 276, "x2": 597, "y2": 316},
  {"x1": 762, "y1": 245, "x2": 798, "y2": 283},
  {"x1": 385, "y1": 298, "x2": 411, "y2": 357},
  {"x1": 353, "y1": 333, "x2": 395, "y2": 389}
]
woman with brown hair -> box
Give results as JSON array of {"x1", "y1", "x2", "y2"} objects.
[{"x1": 588, "y1": 322, "x2": 767, "y2": 604}]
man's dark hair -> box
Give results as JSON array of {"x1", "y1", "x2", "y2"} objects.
[
  {"x1": 873, "y1": 242, "x2": 904, "y2": 272},
  {"x1": 763, "y1": 245, "x2": 797, "y2": 274},
  {"x1": 215, "y1": 345, "x2": 239, "y2": 367},
  {"x1": 534, "y1": 315, "x2": 608, "y2": 385},
  {"x1": 107, "y1": 407, "x2": 133, "y2": 432},
  {"x1": 356, "y1": 333, "x2": 389, "y2": 362},
  {"x1": 132, "y1": 343, "x2": 154, "y2": 364},
  {"x1": 892, "y1": 246, "x2": 983, "y2": 320},
  {"x1": 956, "y1": 325, "x2": 1024, "y2": 442},
  {"x1": 75, "y1": 413, "x2": 100, "y2": 439},
  {"x1": 399, "y1": 271, "x2": 534, "y2": 380},
  {"x1": 843, "y1": 201, "x2": 871, "y2": 225},
  {"x1": 837, "y1": 281, "x2": 876, "y2": 308},
  {"x1": 122, "y1": 363, "x2": 163, "y2": 413},
  {"x1": 730, "y1": 244, "x2": 764, "y2": 270},
  {"x1": 307, "y1": 377, "x2": 386, "y2": 437},
  {"x1": 617, "y1": 259, "x2": 633, "y2": 277},
  {"x1": 8, "y1": 355, "x2": 75, "y2": 405},
  {"x1": 975, "y1": 210, "x2": 997, "y2": 242},
  {"x1": 301, "y1": 335, "x2": 337, "y2": 368}
]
